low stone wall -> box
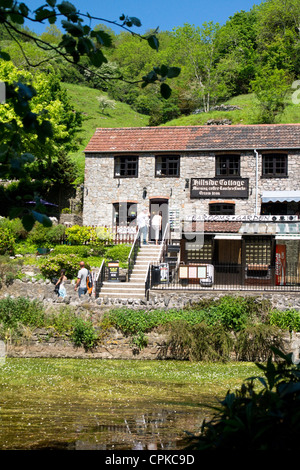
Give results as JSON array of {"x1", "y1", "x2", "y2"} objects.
[{"x1": 1, "y1": 280, "x2": 300, "y2": 361}]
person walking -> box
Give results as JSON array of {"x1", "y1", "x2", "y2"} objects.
[
  {"x1": 55, "y1": 269, "x2": 67, "y2": 298},
  {"x1": 152, "y1": 211, "x2": 162, "y2": 245},
  {"x1": 74, "y1": 261, "x2": 88, "y2": 298},
  {"x1": 137, "y1": 208, "x2": 149, "y2": 245}
]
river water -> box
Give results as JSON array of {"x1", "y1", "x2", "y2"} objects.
[{"x1": 0, "y1": 358, "x2": 258, "y2": 450}]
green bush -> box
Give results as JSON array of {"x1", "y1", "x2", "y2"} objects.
[
  {"x1": 0, "y1": 227, "x2": 16, "y2": 255},
  {"x1": 165, "y1": 320, "x2": 233, "y2": 362},
  {"x1": 71, "y1": 317, "x2": 99, "y2": 350},
  {"x1": 105, "y1": 244, "x2": 131, "y2": 265},
  {"x1": 45, "y1": 307, "x2": 77, "y2": 334},
  {"x1": 0, "y1": 296, "x2": 45, "y2": 330},
  {"x1": 39, "y1": 254, "x2": 90, "y2": 279},
  {"x1": 235, "y1": 324, "x2": 284, "y2": 361},
  {"x1": 65, "y1": 225, "x2": 112, "y2": 246},
  {"x1": 0, "y1": 217, "x2": 28, "y2": 240},
  {"x1": 26, "y1": 222, "x2": 65, "y2": 247},
  {"x1": 269, "y1": 308, "x2": 300, "y2": 332}
]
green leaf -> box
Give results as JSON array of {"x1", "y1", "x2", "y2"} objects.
[
  {"x1": 34, "y1": 7, "x2": 53, "y2": 22},
  {"x1": 61, "y1": 20, "x2": 84, "y2": 37},
  {"x1": 147, "y1": 35, "x2": 159, "y2": 51},
  {"x1": 167, "y1": 66, "x2": 181, "y2": 79},
  {"x1": 57, "y1": 1, "x2": 77, "y2": 17},
  {"x1": 46, "y1": 0, "x2": 57, "y2": 6},
  {"x1": 160, "y1": 83, "x2": 172, "y2": 99},
  {"x1": 91, "y1": 30, "x2": 112, "y2": 47},
  {"x1": 22, "y1": 214, "x2": 35, "y2": 232},
  {"x1": 128, "y1": 17, "x2": 142, "y2": 27},
  {"x1": 89, "y1": 49, "x2": 107, "y2": 67}
]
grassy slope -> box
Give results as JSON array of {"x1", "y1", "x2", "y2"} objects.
[
  {"x1": 62, "y1": 83, "x2": 149, "y2": 182},
  {"x1": 163, "y1": 93, "x2": 300, "y2": 126}
]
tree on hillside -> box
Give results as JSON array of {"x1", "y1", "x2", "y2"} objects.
[
  {"x1": 171, "y1": 22, "x2": 225, "y2": 113},
  {"x1": 0, "y1": 60, "x2": 81, "y2": 228},
  {"x1": 0, "y1": 1, "x2": 180, "y2": 228}
]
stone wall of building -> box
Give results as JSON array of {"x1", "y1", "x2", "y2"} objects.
[{"x1": 83, "y1": 151, "x2": 300, "y2": 227}]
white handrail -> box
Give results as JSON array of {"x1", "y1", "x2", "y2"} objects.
[
  {"x1": 128, "y1": 228, "x2": 140, "y2": 263},
  {"x1": 96, "y1": 258, "x2": 105, "y2": 282},
  {"x1": 158, "y1": 222, "x2": 170, "y2": 261}
]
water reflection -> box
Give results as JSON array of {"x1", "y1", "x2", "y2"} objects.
[{"x1": 32, "y1": 409, "x2": 207, "y2": 450}]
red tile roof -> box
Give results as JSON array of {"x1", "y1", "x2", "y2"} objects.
[
  {"x1": 84, "y1": 124, "x2": 300, "y2": 153},
  {"x1": 184, "y1": 221, "x2": 242, "y2": 233}
]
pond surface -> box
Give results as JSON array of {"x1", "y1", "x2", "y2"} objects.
[{"x1": 0, "y1": 358, "x2": 258, "y2": 450}]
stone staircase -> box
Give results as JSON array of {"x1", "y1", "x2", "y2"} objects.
[{"x1": 98, "y1": 244, "x2": 161, "y2": 299}]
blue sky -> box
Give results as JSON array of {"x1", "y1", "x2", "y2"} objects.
[{"x1": 25, "y1": 0, "x2": 259, "y2": 34}]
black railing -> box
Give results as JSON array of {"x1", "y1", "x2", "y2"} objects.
[
  {"x1": 149, "y1": 262, "x2": 300, "y2": 291},
  {"x1": 94, "y1": 259, "x2": 106, "y2": 298}
]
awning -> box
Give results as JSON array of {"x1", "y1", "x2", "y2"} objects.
[
  {"x1": 214, "y1": 234, "x2": 242, "y2": 240},
  {"x1": 261, "y1": 191, "x2": 300, "y2": 203}
]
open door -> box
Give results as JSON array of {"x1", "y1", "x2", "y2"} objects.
[{"x1": 149, "y1": 198, "x2": 169, "y2": 242}]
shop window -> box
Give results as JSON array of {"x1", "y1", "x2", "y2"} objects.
[
  {"x1": 155, "y1": 155, "x2": 180, "y2": 177},
  {"x1": 186, "y1": 239, "x2": 213, "y2": 263},
  {"x1": 245, "y1": 237, "x2": 272, "y2": 265},
  {"x1": 114, "y1": 156, "x2": 138, "y2": 178},
  {"x1": 113, "y1": 202, "x2": 137, "y2": 226},
  {"x1": 216, "y1": 155, "x2": 240, "y2": 177},
  {"x1": 209, "y1": 203, "x2": 235, "y2": 215},
  {"x1": 262, "y1": 154, "x2": 287, "y2": 177}
]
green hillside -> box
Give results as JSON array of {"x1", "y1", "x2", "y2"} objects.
[
  {"x1": 62, "y1": 83, "x2": 149, "y2": 182},
  {"x1": 163, "y1": 93, "x2": 300, "y2": 127}
]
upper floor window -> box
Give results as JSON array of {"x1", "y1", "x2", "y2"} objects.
[
  {"x1": 262, "y1": 154, "x2": 287, "y2": 177},
  {"x1": 155, "y1": 155, "x2": 180, "y2": 177},
  {"x1": 216, "y1": 155, "x2": 240, "y2": 177},
  {"x1": 209, "y1": 203, "x2": 235, "y2": 215},
  {"x1": 114, "y1": 156, "x2": 138, "y2": 178}
]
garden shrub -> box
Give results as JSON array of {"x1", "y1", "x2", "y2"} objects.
[
  {"x1": 26, "y1": 222, "x2": 65, "y2": 247},
  {"x1": 0, "y1": 217, "x2": 28, "y2": 240},
  {"x1": 164, "y1": 320, "x2": 233, "y2": 362},
  {"x1": 0, "y1": 227, "x2": 16, "y2": 255},
  {"x1": 39, "y1": 253, "x2": 91, "y2": 279},
  {"x1": 235, "y1": 324, "x2": 284, "y2": 361},
  {"x1": 105, "y1": 244, "x2": 131, "y2": 265},
  {"x1": 71, "y1": 317, "x2": 99, "y2": 350},
  {"x1": 269, "y1": 308, "x2": 300, "y2": 332},
  {"x1": 65, "y1": 225, "x2": 112, "y2": 246},
  {"x1": 0, "y1": 296, "x2": 45, "y2": 330}
]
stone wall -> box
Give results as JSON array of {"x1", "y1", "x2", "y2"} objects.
[
  {"x1": 83, "y1": 151, "x2": 300, "y2": 227},
  {"x1": 1, "y1": 280, "x2": 300, "y2": 361}
]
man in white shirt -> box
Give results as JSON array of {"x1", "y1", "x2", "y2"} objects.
[
  {"x1": 137, "y1": 209, "x2": 149, "y2": 245},
  {"x1": 74, "y1": 261, "x2": 88, "y2": 297}
]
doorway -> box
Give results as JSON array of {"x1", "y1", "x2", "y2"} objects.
[{"x1": 149, "y1": 198, "x2": 169, "y2": 242}]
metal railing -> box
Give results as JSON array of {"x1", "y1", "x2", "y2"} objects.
[
  {"x1": 145, "y1": 261, "x2": 151, "y2": 300},
  {"x1": 127, "y1": 229, "x2": 141, "y2": 281},
  {"x1": 94, "y1": 258, "x2": 106, "y2": 298},
  {"x1": 158, "y1": 223, "x2": 170, "y2": 262},
  {"x1": 149, "y1": 262, "x2": 300, "y2": 292}
]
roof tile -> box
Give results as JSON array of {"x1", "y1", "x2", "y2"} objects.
[{"x1": 84, "y1": 124, "x2": 300, "y2": 153}]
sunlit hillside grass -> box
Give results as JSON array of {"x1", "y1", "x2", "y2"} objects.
[
  {"x1": 164, "y1": 93, "x2": 300, "y2": 127},
  {"x1": 63, "y1": 83, "x2": 149, "y2": 183}
]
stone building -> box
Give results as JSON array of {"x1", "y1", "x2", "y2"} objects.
[{"x1": 83, "y1": 124, "x2": 300, "y2": 289}]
